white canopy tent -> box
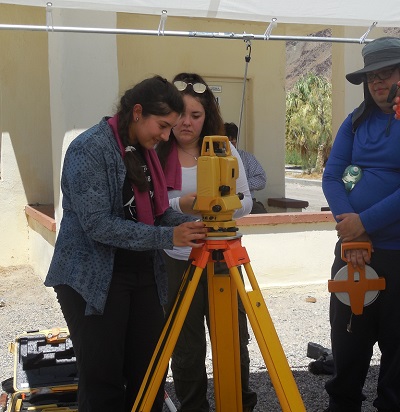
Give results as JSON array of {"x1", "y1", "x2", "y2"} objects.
[
  {"x1": 0, "y1": 0, "x2": 400, "y2": 41},
  {"x1": 1, "y1": 0, "x2": 400, "y2": 28}
]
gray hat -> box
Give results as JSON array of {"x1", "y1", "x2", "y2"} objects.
[{"x1": 346, "y1": 37, "x2": 400, "y2": 85}]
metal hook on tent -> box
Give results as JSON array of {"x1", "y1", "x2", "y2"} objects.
[
  {"x1": 158, "y1": 10, "x2": 167, "y2": 36},
  {"x1": 359, "y1": 21, "x2": 377, "y2": 44},
  {"x1": 237, "y1": 38, "x2": 252, "y2": 146},
  {"x1": 264, "y1": 18, "x2": 277, "y2": 40},
  {"x1": 245, "y1": 39, "x2": 252, "y2": 62},
  {"x1": 46, "y1": 2, "x2": 54, "y2": 32}
]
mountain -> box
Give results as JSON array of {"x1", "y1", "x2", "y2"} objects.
[
  {"x1": 285, "y1": 29, "x2": 332, "y2": 91},
  {"x1": 285, "y1": 27, "x2": 400, "y2": 91}
]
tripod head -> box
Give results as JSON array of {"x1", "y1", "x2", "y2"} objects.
[{"x1": 192, "y1": 135, "x2": 244, "y2": 237}]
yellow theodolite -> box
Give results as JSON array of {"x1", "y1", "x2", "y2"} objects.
[
  {"x1": 132, "y1": 136, "x2": 306, "y2": 412},
  {"x1": 192, "y1": 136, "x2": 243, "y2": 235}
]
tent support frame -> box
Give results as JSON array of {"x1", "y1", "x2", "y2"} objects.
[{"x1": 0, "y1": 23, "x2": 376, "y2": 44}]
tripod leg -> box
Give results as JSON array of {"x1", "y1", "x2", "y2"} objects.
[
  {"x1": 230, "y1": 262, "x2": 306, "y2": 412},
  {"x1": 132, "y1": 261, "x2": 206, "y2": 412},
  {"x1": 207, "y1": 261, "x2": 242, "y2": 411}
]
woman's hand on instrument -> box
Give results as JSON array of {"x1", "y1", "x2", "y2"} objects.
[
  {"x1": 173, "y1": 221, "x2": 207, "y2": 248},
  {"x1": 179, "y1": 193, "x2": 200, "y2": 215}
]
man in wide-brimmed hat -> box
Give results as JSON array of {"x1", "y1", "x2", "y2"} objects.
[{"x1": 322, "y1": 37, "x2": 400, "y2": 412}]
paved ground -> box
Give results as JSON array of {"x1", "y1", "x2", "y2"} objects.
[{"x1": 285, "y1": 176, "x2": 328, "y2": 212}]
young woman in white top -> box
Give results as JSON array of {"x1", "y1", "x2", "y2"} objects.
[{"x1": 157, "y1": 72, "x2": 257, "y2": 412}]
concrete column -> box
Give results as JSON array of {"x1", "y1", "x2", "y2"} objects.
[{"x1": 48, "y1": 9, "x2": 119, "y2": 227}]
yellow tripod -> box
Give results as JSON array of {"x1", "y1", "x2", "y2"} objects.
[
  {"x1": 132, "y1": 234, "x2": 306, "y2": 411},
  {"x1": 133, "y1": 136, "x2": 305, "y2": 410}
]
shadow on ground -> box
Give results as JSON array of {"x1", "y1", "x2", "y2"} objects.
[{"x1": 164, "y1": 365, "x2": 380, "y2": 412}]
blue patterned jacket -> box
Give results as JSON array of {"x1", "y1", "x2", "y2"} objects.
[{"x1": 45, "y1": 118, "x2": 193, "y2": 315}]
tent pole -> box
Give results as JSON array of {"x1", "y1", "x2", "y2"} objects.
[{"x1": 0, "y1": 23, "x2": 374, "y2": 44}]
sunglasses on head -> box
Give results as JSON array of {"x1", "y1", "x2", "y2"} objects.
[{"x1": 174, "y1": 80, "x2": 207, "y2": 94}]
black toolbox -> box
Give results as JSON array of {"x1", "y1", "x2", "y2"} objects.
[{"x1": 6, "y1": 327, "x2": 78, "y2": 411}]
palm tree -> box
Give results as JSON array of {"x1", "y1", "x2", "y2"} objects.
[{"x1": 286, "y1": 73, "x2": 332, "y2": 173}]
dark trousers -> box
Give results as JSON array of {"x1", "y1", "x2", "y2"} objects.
[
  {"x1": 54, "y1": 271, "x2": 165, "y2": 412},
  {"x1": 163, "y1": 252, "x2": 257, "y2": 412},
  {"x1": 325, "y1": 241, "x2": 400, "y2": 412}
]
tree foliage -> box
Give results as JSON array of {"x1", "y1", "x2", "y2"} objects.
[{"x1": 286, "y1": 73, "x2": 332, "y2": 173}]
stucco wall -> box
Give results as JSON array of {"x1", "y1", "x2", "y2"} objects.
[
  {"x1": 0, "y1": 4, "x2": 52, "y2": 266},
  {"x1": 48, "y1": 9, "x2": 119, "y2": 223},
  {"x1": 26, "y1": 217, "x2": 56, "y2": 280},
  {"x1": 237, "y1": 213, "x2": 337, "y2": 288},
  {"x1": 0, "y1": 133, "x2": 28, "y2": 265},
  {"x1": 0, "y1": 5, "x2": 364, "y2": 282},
  {"x1": 116, "y1": 14, "x2": 288, "y2": 203}
]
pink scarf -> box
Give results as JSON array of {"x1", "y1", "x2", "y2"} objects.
[
  {"x1": 163, "y1": 139, "x2": 182, "y2": 191},
  {"x1": 107, "y1": 115, "x2": 169, "y2": 225}
]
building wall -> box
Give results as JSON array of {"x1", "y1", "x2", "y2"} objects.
[
  {"x1": 238, "y1": 214, "x2": 337, "y2": 288},
  {"x1": 26, "y1": 215, "x2": 56, "y2": 279},
  {"x1": 116, "y1": 14, "x2": 287, "y2": 202},
  {"x1": 0, "y1": 5, "x2": 366, "y2": 283},
  {"x1": 48, "y1": 8, "x2": 119, "y2": 224},
  {"x1": 0, "y1": 133, "x2": 28, "y2": 265},
  {"x1": 0, "y1": 5, "x2": 119, "y2": 274},
  {"x1": 0, "y1": 4, "x2": 51, "y2": 266}
]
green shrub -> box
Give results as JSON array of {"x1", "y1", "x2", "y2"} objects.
[
  {"x1": 286, "y1": 73, "x2": 332, "y2": 173},
  {"x1": 285, "y1": 150, "x2": 302, "y2": 165}
]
